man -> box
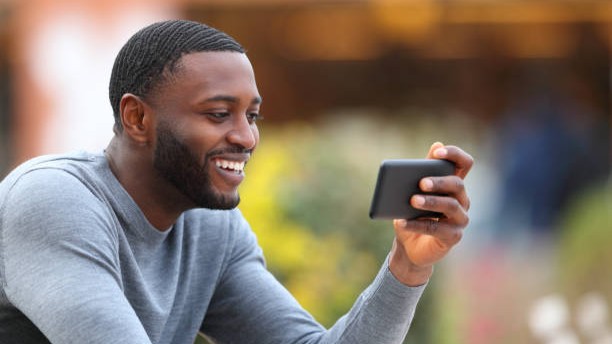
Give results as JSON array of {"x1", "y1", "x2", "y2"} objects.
[{"x1": 0, "y1": 20, "x2": 473, "y2": 344}]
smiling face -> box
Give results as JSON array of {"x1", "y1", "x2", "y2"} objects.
[{"x1": 148, "y1": 51, "x2": 262, "y2": 209}]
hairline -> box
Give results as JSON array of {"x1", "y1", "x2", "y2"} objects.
[{"x1": 142, "y1": 50, "x2": 249, "y2": 106}]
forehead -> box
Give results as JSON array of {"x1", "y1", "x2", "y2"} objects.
[{"x1": 170, "y1": 51, "x2": 258, "y2": 94}]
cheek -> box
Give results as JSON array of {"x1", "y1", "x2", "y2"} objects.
[
  {"x1": 179, "y1": 132, "x2": 217, "y2": 163},
  {"x1": 252, "y1": 125, "x2": 260, "y2": 145},
  {"x1": 186, "y1": 124, "x2": 225, "y2": 147}
]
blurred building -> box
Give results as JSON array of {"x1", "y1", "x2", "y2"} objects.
[{"x1": 0, "y1": 0, "x2": 610, "y2": 170}]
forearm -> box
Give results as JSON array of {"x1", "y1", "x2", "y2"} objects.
[
  {"x1": 203, "y1": 217, "x2": 427, "y2": 344},
  {"x1": 323, "y1": 255, "x2": 427, "y2": 344}
]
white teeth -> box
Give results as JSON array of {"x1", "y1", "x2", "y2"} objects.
[{"x1": 215, "y1": 159, "x2": 245, "y2": 173}]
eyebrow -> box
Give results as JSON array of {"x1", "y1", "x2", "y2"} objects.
[{"x1": 204, "y1": 95, "x2": 263, "y2": 105}]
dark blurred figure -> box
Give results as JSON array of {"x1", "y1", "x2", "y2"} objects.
[{"x1": 494, "y1": 31, "x2": 610, "y2": 245}]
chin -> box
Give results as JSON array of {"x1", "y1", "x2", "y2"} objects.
[{"x1": 193, "y1": 191, "x2": 240, "y2": 210}]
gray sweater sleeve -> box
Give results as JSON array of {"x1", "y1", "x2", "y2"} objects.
[
  {"x1": 201, "y1": 214, "x2": 426, "y2": 344},
  {"x1": 0, "y1": 169, "x2": 153, "y2": 344}
]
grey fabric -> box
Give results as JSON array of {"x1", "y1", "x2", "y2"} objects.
[{"x1": 0, "y1": 151, "x2": 425, "y2": 344}]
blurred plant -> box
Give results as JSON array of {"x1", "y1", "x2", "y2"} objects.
[
  {"x1": 556, "y1": 181, "x2": 612, "y2": 344},
  {"x1": 558, "y1": 182, "x2": 612, "y2": 301},
  {"x1": 238, "y1": 121, "x2": 386, "y2": 326}
]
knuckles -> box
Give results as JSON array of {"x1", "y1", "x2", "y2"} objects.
[
  {"x1": 447, "y1": 145, "x2": 475, "y2": 168},
  {"x1": 422, "y1": 195, "x2": 462, "y2": 214},
  {"x1": 457, "y1": 210, "x2": 470, "y2": 228},
  {"x1": 424, "y1": 219, "x2": 440, "y2": 235},
  {"x1": 447, "y1": 200, "x2": 461, "y2": 214},
  {"x1": 422, "y1": 219, "x2": 465, "y2": 245},
  {"x1": 449, "y1": 228, "x2": 464, "y2": 245},
  {"x1": 454, "y1": 177, "x2": 465, "y2": 191},
  {"x1": 429, "y1": 176, "x2": 465, "y2": 193}
]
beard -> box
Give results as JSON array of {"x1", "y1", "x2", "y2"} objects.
[{"x1": 153, "y1": 124, "x2": 240, "y2": 210}]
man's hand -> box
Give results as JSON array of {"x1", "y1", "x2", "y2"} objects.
[{"x1": 389, "y1": 142, "x2": 474, "y2": 286}]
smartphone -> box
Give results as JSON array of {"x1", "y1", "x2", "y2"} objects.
[{"x1": 369, "y1": 159, "x2": 455, "y2": 220}]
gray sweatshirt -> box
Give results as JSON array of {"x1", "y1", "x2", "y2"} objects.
[{"x1": 0, "y1": 151, "x2": 425, "y2": 344}]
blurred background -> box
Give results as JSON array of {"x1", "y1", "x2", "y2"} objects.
[{"x1": 0, "y1": 0, "x2": 610, "y2": 343}]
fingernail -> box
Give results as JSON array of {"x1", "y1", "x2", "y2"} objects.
[
  {"x1": 422, "y1": 178, "x2": 434, "y2": 191},
  {"x1": 413, "y1": 195, "x2": 425, "y2": 207},
  {"x1": 434, "y1": 148, "x2": 447, "y2": 158},
  {"x1": 398, "y1": 219, "x2": 408, "y2": 227}
]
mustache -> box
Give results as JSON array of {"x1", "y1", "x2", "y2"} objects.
[{"x1": 206, "y1": 146, "x2": 254, "y2": 159}]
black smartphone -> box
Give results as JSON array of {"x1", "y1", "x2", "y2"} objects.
[{"x1": 369, "y1": 159, "x2": 455, "y2": 220}]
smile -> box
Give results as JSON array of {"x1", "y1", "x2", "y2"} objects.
[{"x1": 214, "y1": 159, "x2": 245, "y2": 174}]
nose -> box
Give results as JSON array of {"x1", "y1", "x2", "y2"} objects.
[{"x1": 227, "y1": 115, "x2": 258, "y2": 150}]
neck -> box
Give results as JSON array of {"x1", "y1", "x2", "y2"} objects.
[{"x1": 105, "y1": 136, "x2": 194, "y2": 231}]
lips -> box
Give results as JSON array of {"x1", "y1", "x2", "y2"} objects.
[{"x1": 210, "y1": 155, "x2": 249, "y2": 189}]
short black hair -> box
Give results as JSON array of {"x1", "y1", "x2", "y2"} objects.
[{"x1": 109, "y1": 19, "x2": 245, "y2": 132}]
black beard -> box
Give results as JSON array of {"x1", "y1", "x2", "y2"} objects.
[{"x1": 153, "y1": 124, "x2": 240, "y2": 210}]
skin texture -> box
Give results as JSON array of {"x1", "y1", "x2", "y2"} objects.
[{"x1": 105, "y1": 51, "x2": 474, "y2": 287}]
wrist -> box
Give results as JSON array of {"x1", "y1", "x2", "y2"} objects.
[{"x1": 388, "y1": 240, "x2": 434, "y2": 286}]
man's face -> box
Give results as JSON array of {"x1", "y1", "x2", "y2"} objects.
[{"x1": 150, "y1": 51, "x2": 261, "y2": 209}]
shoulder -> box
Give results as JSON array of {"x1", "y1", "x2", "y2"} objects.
[
  {"x1": 5, "y1": 168, "x2": 91, "y2": 208},
  {"x1": 0, "y1": 154, "x2": 120, "y2": 283},
  {"x1": 1, "y1": 151, "x2": 105, "y2": 205},
  {"x1": 3, "y1": 155, "x2": 100, "y2": 205},
  {"x1": 0, "y1": 152, "x2": 115, "y2": 240},
  {"x1": 1, "y1": 151, "x2": 102, "y2": 191}
]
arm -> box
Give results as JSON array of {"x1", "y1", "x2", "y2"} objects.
[
  {"x1": 201, "y1": 143, "x2": 473, "y2": 343},
  {"x1": 0, "y1": 169, "x2": 152, "y2": 344},
  {"x1": 200, "y1": 213, "x2": 426, "y2": 344},
  {"x1": 389, "y1": 142, "x2": 474, "y2": 286}
]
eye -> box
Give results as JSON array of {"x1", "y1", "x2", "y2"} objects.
[
  {"x1": 247, "y1": 112, "x2": 264, "y2": 124},
  {"x1": 205, "y1": 112, "x2": 230, "y2": 122}
]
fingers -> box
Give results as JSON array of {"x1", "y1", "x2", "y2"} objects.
[
  {"x1": 419, "y1": 142, "x2": 473, "y2": 218},
  {"x1": 420, "y1": 176, "x2": 470, "y2": 210},
  {"x1": 399, "y1": 141, "x2": 473, "y2": 244},
  {"x1": 411, "y1": 193, "x2": 469, "y2": 228},
  {"x1": 426, "y1": 142, "x2": 474, "y2": 179}
]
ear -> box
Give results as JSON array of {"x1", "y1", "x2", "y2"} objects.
[{"x1": 119, "y1": 94, "x2": 154, "y2": 145}]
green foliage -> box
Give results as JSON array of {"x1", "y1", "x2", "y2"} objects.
[
  {"x1": 239, "y1": 120, "x2": 386, "y2": 326},
  {"x1": 558, "y1": 183, "x2": 612, "y2": 301}
]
